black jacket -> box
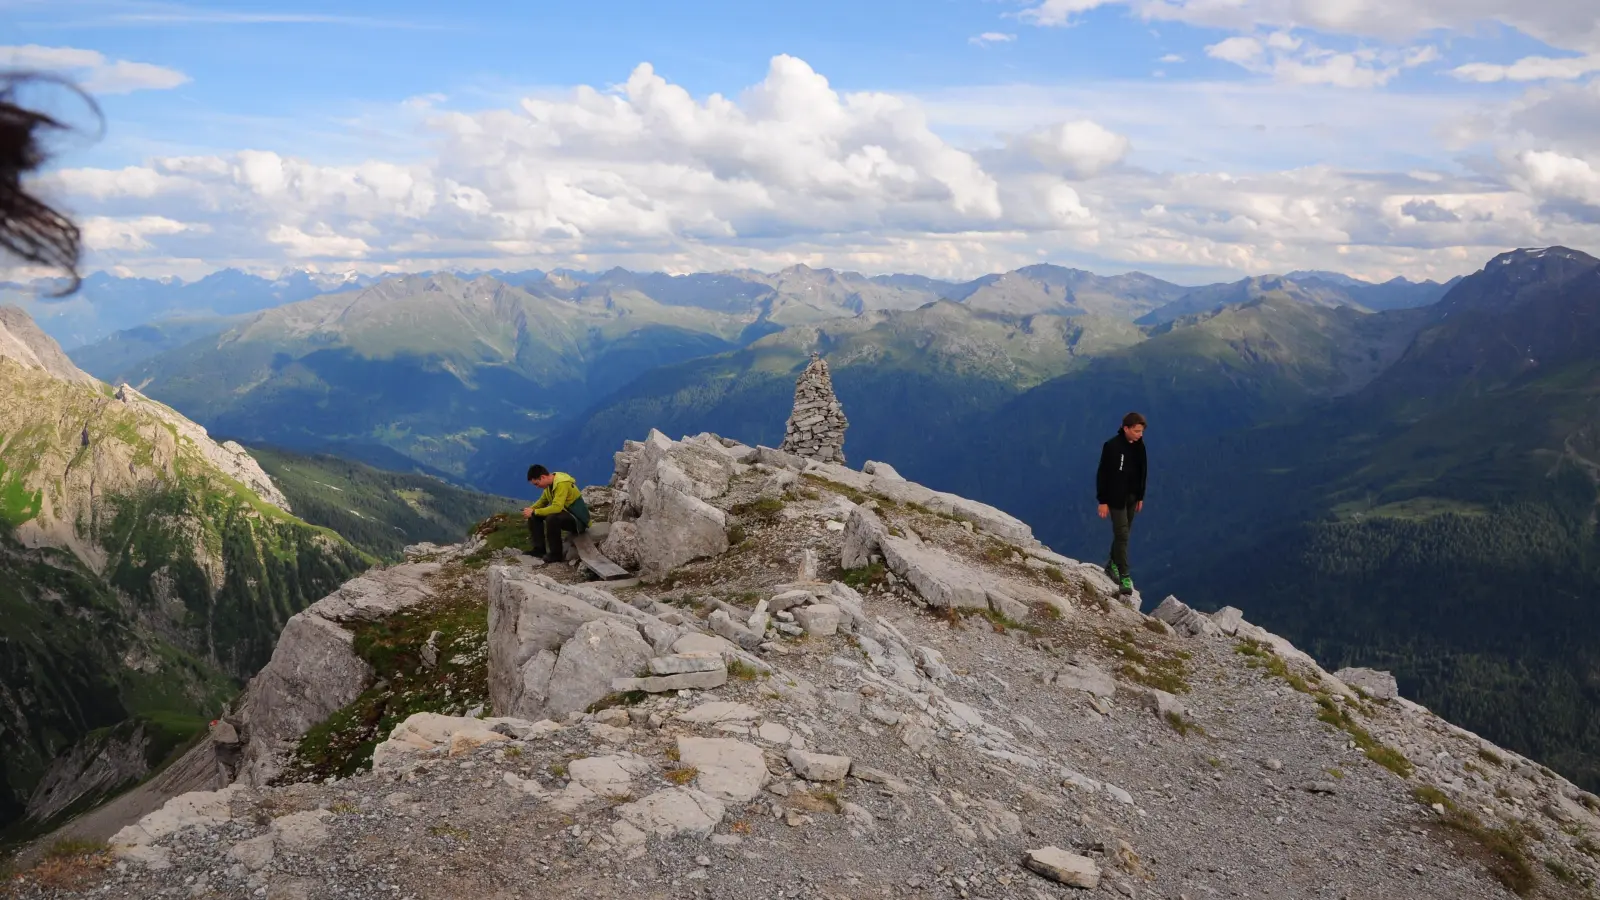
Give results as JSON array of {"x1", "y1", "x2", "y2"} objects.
[{"x1": 1096, "y1": 432, "x2": 1147, "y2": 507}]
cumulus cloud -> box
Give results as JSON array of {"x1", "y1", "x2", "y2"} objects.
[
  {"x1": 970, "y1": 32, "x2": 1017, "y2": 46},
  {"x1": 40, "y1": 54, "x2": 1600, "y2": 282},
  {"x1": 1015, "y1": 120, "x2": 1132, "y2": 177},
  {"x1": 0, "y1": 44, "x2": 189, "y2": 95}
]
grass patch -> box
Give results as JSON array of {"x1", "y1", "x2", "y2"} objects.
[
  {"x1": 1043, "y1": 566, "x2": 1066, "y2": 584},
  {"x1": 1478, "y1": 748, "x2": 1505, "y2": 767},
  {"x1": 282, "y1": 567, "x2": 489, "y2": 782},
  {"x1": 550, "y1": 762, "x2": 569, "y2": 778},
  {"x1": 664, "y1": 767, "x2": 698, "y2": 786},
  {"x1": 1104, "y1": 630, "x2": 1190, "y2": 694},
  {"x1": 1141, "y1": 618, "x2": 1169, "y2": 635},
  {"x1": 12, "y1": 838, "x2": 112, "y2": 891},
  {"x1": 1410, "y1": 787, "x2": 1536, "y2": 894},
  {"x1": 1327, "y1": 768, "x2": 1346, "y2": 780},
  {"x1": 841, "y1": 563, "x2": 888, "y2": 590},
  {"x1": 961, "y1": 606, "x2": 1038, "y2": 635},
  {"x1": 726, "y1": 523, "x2": 747, "y2": 546},
  {"x1": 587, "y1": 690, "x2": 649, "y2": 713},
  {"x1": 801, "y1": 474, "x2": 870, "y2": 506},
  {"x1": 428, "y1": 824, "x2": 471, "y2": 840},
  {"x1": 463, "y1": 512, "x2": 532, "y2": 567},
  {"x1": 727, "y1": 659, "x2": 766, "y2": 681},
  {"x1": 734, "y1": 497, "x2": 785, "y2": 519},
  {"x1": 1314, "y1": 695, "x2": 1413, "y2": 778},
  {"x1": 664, "y1": 745, "x2": 680, "y2": 763},
  {"x1": 1543, "y1": 859, "x2": 1581, "y2": 886},
  {"x1": 1163, "y1": 711, "x2": 1202, "y2": 737},
  {"x1": 1234, "y1": 640, "x2": 1314, "y2": 694}
]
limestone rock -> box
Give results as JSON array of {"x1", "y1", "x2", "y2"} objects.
[
  {"x1": 487, "y1": 567, "x2": 636, "y2": 719},
  {"x1": 841, "y1": 504, "x2": 888, "y2": 570},
  {"x1": 677, "y1": 737, "x2": 770, "y2": 802},
  {"x1": 649, "y1": 652, "x2": 725, "y2": 675},
  {"x1": 1151, "y1": 595, "x2": 1221, "y2": 638},
  {"x1": 635, "y1": 463, "x2": 730, "y2": 577},
  {"x1": 794, "y1": 604, "x2": 841, "y2": 636},
  {"x1": 786, "y1": 748, "x2": 852, "y2": 781},
  {"x1": 1210, "y1": 605, "x2": 1246, "y2": 635},
  {"x1": 599, "y1": 520, "x2": 642, "y2": 570},
  {"x1": 271, "y1": 810, "x2": 333, "y2": 853},
  {"x1": 615, "y1": 788, "x2": 726, "y2": 841},
  {"x1": 881, "y1": 537, "x2": 990, "y2": 609},
  {"x1": 1054, "y1": 663, "x2": 1117, "y2": 698},
  {"x1": 612, "y1": 669, "x2": 728, "y2": 693},
  {"x1": 780, "y1": 353, "x2": 849, "y2": 464},
  {"x1": 862, "y1": 460, "x2": 902, "y2": 480},
  {"x1": 709, "y1": 610, "x2": 764, "y2": 651},
  {"x1": 1024, "y1": 846, "x2": 1101, "y2": 889},
  {"x1": 541, "y1": 619, "x2": 654, "y2": 718},
  {"x1": 1334, "y1": 667, "x2": 1400, "y2": 701}
]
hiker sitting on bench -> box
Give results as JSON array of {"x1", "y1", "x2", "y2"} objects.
[{"x1": 523, "y1": 465, "x2": 591, "y2": 564}]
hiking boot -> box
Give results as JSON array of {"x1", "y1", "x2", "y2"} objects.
[
  {"x1": 1105, "y1": 561, "x2": 1120, "y2": 581},
  {"x1": 1119, "y1": 575, "x2": 1134, "y2": 596}
]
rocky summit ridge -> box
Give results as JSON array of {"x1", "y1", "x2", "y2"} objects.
[{"x1": 12, "y1": 431, "x2": 1600, "y2": 900}]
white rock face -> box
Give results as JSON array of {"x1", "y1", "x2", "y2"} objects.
[
  {"x1": 0, "y1": 305, "x2": 98, "y2": 384},
  {"x1": 487, "y1": 566, "x2": 636, "y2": 719},
  {"x1": 114, "y1": 384, "x2": 291, "y2": 513},
  {"x1": 794, "y1": 604, "x2": 841, "y2": 636},
  {"x1": 614, "y1": 788, "x2": 726, "y2": 841},
  {"x1": 234, "y1": 563, "x2": 440, "y2": 785},
  {"x1": 1335, "y1": 667, "x2": 1400, "y2": 701},
  {"x1": 1025, "y1": 846, "x2": 1101, "y2": 888},
  {"x1": 786, "y1": 748, "x2": 852, "y2": 781},
  {"x1": 841, "y1": 504, "x2": 888, "y2": 570},
  {"x1": 880, "y1": 537, "x2": 990, "y2": 609},
  {"x1": 540, "y1": 618, "x2": 654, "y2": 719},
  {"x1": 110, "y1": 784, "x2": 244, "y2": 868},
  {"x1": 677, "y1": 736, "x2": 769, "y2": 802},
  {"x1": 1152, "y1": 595, "x2": 1221, "y2": 638}
]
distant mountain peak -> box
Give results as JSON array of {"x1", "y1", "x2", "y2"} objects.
[{"x1": 1489, "y1": 246, "x2": 1600, "y2": 268}]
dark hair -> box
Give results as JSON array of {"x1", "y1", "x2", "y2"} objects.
[
  {"x1": 1122, "y1": 412, "x2": 1147, "y2": 428},
  {"x1": 0, "y1": 75, "x2": 93, "y2": 296},
  {"x1": 527, "y1": 464, "x2": 549, "y2": 482}
]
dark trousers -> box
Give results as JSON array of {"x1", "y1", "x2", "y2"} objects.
[
  {"x1": 529, "y1": 511, "x2": 581, "y2": 561},
  {"x1": 1108, "y1": 499, "x2": 1138, "y2": 578}
]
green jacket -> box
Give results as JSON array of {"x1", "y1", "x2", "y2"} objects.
[{"x1": 532, "y1": 472, "x2": 590, "y2": 529}]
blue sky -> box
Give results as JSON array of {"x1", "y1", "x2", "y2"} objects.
[{"x1": 7, "y1": 0, "x2": 1600, "y2": 283}]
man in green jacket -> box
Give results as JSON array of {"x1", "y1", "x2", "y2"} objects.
[{"x1": 523, "y1": 465, "x2": 591, "y2": 565}]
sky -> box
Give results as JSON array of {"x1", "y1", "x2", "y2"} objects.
[{"x1": 7, "y1": 0, "x2": 1600, "y2": 285}]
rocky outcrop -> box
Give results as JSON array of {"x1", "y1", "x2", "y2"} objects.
[
  {"x1": 233, "y1": 560, "x2": 446, "y2": 785},
  {"x1": 112, "y1": 384, "x2": 291, "y2": 513},
  {"x1": 0, "y1": 304, "x2": 97, "y2": 384},
  {"x1": 781, "y1": 352, "x2": 848, "y2": 464}
]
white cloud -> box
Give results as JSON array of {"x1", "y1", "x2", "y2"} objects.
[
  {"x1": 1453, "y1": 53, "x2": 1600, "y2": 83},
  {"x1": 1158, "y1": 53, "x2": 1185, "y2": 63},
  {"x1": 0, "y1": 44, "x2": 189, "y2": 95},
  {"x1": 1020, "y1": 0, "x2": 1600, "y2": 54},
  {"x1": 1204, "y1": 32, "x2": 1437, "y2": 88},
  {"x1": 1506, "y1": 150, "x2": 1600, "y2": 208},
  {"x1": 1020, "y1": 0, "x2": 1114, "y2": 27},
  {"x1": 1016, "y1": 119, "x2": 1132, "y2": 177},
  {"x1": 970, "y1": 32, "x2": 1017, "y2": 46},
  {"x1": 42, "y1": 54, "x2": 1600, "y2": 282},
  {"x1": 80, "y1": 216, "x2": 197, "y2": 251}
]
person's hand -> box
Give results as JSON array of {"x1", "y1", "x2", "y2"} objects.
[
  {"x1": 1097, "y1": 504, "x2": 1109, "y2": 519},
  {"x1": 1136, "y1": 501, "x2": 1144, "y2": 513},
  {"x1": 522, "y1": 506, "x2": 533, "y2": 519}
]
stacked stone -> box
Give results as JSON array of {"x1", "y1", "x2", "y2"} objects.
[{"x1": 781, "y1": 352, "x2": 848, "y2": 464}]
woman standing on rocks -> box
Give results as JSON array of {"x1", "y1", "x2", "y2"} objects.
[{"x1": 1096, "y1": 412, "x2": 1147, "y2": 597}]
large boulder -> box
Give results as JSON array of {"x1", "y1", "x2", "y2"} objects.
[
  {"x1": 599, "y1": 520, "x2": 642, "y2": 570},
  {"x1": 841, "y1": 504, "x2": 888, "y2": 570},
  {"x1": 535, "y1": 619, "x2": 654, "y2": 719},
  {"x1": 488, "y1": 567, "x2": 629, "y2": 718},
  {"x1": 635, "y1": 461, "x2": 730, "y2": 578},
  {"x1": 880, "y1": 537, "x2": 990, "y2": 609},
  {"x1": 1334, "y1": 667, "x2": 1400, "y2": 701}
]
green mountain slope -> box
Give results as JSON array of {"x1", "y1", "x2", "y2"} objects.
[
  {"x1": 118, "y1": 273, "x2": 748, "y2": 478},
  {"x1": 490, "y1": 301, "x2": 1143, "y2": 495},
  {"x1": 0, "y1": 308, "x2": 367, "y2": 835},
  {"x1": 249, "y1": 446, "x2": 519, "y2": 561},
  {"x1": 1125, "y1": 248, "x2": 1600, "y2": 790},
  {"x1": 68, "y1": 315, "x2": 243, "y2": 381}
]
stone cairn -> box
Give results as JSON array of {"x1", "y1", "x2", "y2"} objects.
[{"x1": 781, "y1": 352, "x2": 848, "y2": 464}]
